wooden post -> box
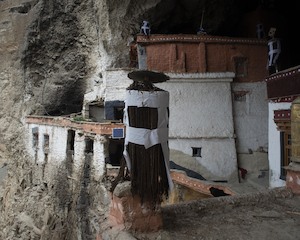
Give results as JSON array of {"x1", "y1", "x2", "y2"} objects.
[{"x1": 123, "y1": 70, "x2": 173, "y2": 207}]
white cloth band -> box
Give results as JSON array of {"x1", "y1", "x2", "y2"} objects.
[
  {"x1": 125, "y1": 126, "x2": 168, "y2": 149},
  {"x1": 123, "y1": 90, "x2": 173, "y2": 190}
]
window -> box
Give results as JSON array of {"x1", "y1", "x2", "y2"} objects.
[
  {"x1": 280, "y1": 131, "x2": 292, "y2": 180},
  {"x1": 89, "y1": 105, "x2": 105, "y2": 122},
  {"x1": 67, "y1": 130, "x2": 75, "y2": 151},
  {"x1": 114, "y1": 107, "x2": 124, "y2": 121},
  {"x1": 273, "y1": 109, "x2": 291, "y2": 180},
  {"x1": 192, "y1": 147, "x2": 202, "y2": 157},
  {"x1": 112, "y1": 128, "x2": 124, "y2": 139},
  {"x1": 233, "y1": 91, "x2": 248, "y2": 102},
  {"x1": 32, "y1": 127, "x2": 39, "y2": 149},
  {"x1": 43, "y1": 134, "x2": 49, "y2": 153},
  {"x1": 104, "y1": 101, "x2": 125, "y2": 121},
  {"x1": 85, "y1": 137, "x2": 94, "y2": 153},
  {"x1": 234, "y1": 57, "x2": 248, "y2": 77},
  {"x1": 107, "y1": 139, "x2": 124, "y2": 166}
]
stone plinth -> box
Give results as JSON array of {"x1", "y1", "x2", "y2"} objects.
[
  {"x1": 286, "y1": 162, "x2": 300, "y2": 195},
  {"x1": 109, "y1": 181, "x2": 163, "y2": 232}
]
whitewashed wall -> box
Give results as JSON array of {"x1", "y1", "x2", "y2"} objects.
[
  {"x1": 103, "y1": 69, "x2": 132, "y2": 101},
  {"x1": 268, "y1": 102, "x2": 291, "y2": 188},
  {"x1": 73, "y1": 131, "x2": 86, "y2": 173},
  {"x1": 82, "y1": 70, "x2": 238, "y2": 181},
  {"x1": 93, "y1": 135, "x2": 107, "y2": 181},
  {"x1": 232, "y1": 82, "x2": 268, "y2": 153},
  {"x1": 25, "y1": 124, "x2": 69, "y2": 183},
  {"x1": 26, "y1": 124, "x2": 68, "y2": 163},
  {"x1": 169, "y1": 138, "x2": 237, "y2": 180},
  {"x1": 82, "y1": 68, "x2": 131, "y2": 118},
  {"x1": 158, "y1": 73, "x2": 235, "y2": 138},
  {"x1": 26, "y1": 124, "x2": 107, "y2": 182},
  {"x1": 232, "y1": 82, "x2": 269, "y2": 175},
  {"x1": 157, "y1": 72, "x2": 238, "y2": 180}
]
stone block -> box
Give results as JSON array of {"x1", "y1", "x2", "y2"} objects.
[{"x1": 109, "y1": 182, "x2": 163, "y2": 232}]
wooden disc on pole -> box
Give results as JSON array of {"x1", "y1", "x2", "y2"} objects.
[{"x1": 127, "y1": 70, "x2": 170, "y2": 91}]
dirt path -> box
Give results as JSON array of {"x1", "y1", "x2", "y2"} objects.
[
  {"x1": 128, "y1": 188, "x2": 300, "y2": 240},
  {"x1": 163, "y1": 190, "x2": 300, "y2": 240}
]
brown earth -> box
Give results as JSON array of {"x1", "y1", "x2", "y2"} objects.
[{"x1": 111, "y1": 187, "x2": 300, "y2": 240}]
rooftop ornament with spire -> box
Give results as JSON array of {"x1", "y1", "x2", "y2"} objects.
[
  {"x1": 197, "y1": 7, "x2": 207, "y2": 35},
  {"x1": 140, "y1": 20, "x2": 151, "y2": 36}
]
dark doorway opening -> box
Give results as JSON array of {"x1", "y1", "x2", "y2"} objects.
[
  {"x1": 107, "y1": 139, "x2": 124, "y2": 166},
  {"x1": 85, "y1": 137, "x2": 94, "y2": 154},
  {"x1": 67, "y1": 130, "x2": 75, "y2": 151}
]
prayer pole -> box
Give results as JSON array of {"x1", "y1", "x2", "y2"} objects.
[{"x1": 123, "y1": 70, "x2": 173, "y2": 207}]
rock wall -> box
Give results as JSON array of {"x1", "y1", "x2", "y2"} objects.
[
  {"x1": 0, "y1": 0, "x2": 160, "y2": 239},
  {"x1": 0, "y1": 0, "x2": 263, "y2": 239}
]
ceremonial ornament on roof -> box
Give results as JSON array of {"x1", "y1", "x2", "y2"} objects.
[{"x1": 140, "y1": 20, "x2": 151, "y2": 36}]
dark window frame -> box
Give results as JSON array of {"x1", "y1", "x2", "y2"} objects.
[
  {"x1": 85, "y1": 137, "x2": 94, "y2": 154},
  {"x1": 192, "y1": 147, "x2": 202, "y2": 157},
  {"x1": 234, "y1": 57, "x2": 248, "y2": 78},
  {"x1": 33, "y1": 133, "x2": 39, "y2": 149},
  {"x1": 43, "y1": 134, "x2": 50, "y2": 154},
  {"x1": 280, "y1": 131, "x2": 292, "y2": 180}
]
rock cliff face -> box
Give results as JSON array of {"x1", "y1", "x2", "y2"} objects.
[
  {"x1": 0, "y1": 0, "x2": 185, "y2": 239},
  {"x1": 0, "y1": 0, "x2": 261, "y2": 152},
  {"x1": 0, "y1": 0, "x2": 284, "y2": 239},
  {"x1": 0, "y1": 1, "x2": 138, "y2": 239}
]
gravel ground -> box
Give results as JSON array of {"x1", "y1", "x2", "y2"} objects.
[{"x1": 115, "y1": 187, "x2": 300, "y2": 240}]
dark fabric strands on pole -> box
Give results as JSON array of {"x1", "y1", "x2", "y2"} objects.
[{"x1": 123, "y1": 71, "x2": 171, "y2": 207}]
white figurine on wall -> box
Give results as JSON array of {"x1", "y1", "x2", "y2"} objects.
[
  {"x1": 267, "y1": 27, "x2": 281, "y2": 71},
  {"x1": 256, "y1": 23, "x2": 265, "y2": 39},
  {"x1": 140, "y1": 20, "x2": 151, "y2": 36}
]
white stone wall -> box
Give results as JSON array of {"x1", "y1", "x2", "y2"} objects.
[
  {"x1": 232, "y1": 82, "x2": 268, "y2": 153},
  {"x1": 73, "y1": 131, "x2": 86, "y2": 173},
  {"x1": 82, "y1": 68, "x2": 131, "y2": 118},
  {"x1": 68, "y1": 132, "x2": 107, "y2": 181},
  {"x1": 158, "y1": 73, "x2": 235, "y2": 138},
  {"x1": 232, "y1": 82, "x2": 269, "y2": 175},
  {"x1": 268, "y1": 102, "x2": 291, "y2": 188},
  {"x1": 157, "y1": 72, "x2": 238, "y2": 180},
  {"x1": 169, "y1": 138, "x2": 237, "y2": 180},
  {"x1": 83, "y1": 70, "x2": 238, "y2": 180},
  {"x1": 103, "y1": 69, "x2": 132, "y2": 102},
  {"x1": 26, "y1": 124, "x2": 107, "y2": 182},
  {"x1": 25, "y1": 124, "x2": 68, "y2": 164},
  {"x1": 25, "y1": 123, "x2": 69, "y2": 183},
  {"x1": 92, "y1": 135, "x2": 107, "y2": 181}
]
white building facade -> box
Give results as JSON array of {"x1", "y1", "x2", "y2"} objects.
[{"x1": 82, "y1": 69, "x2": 239, "y2": 182}]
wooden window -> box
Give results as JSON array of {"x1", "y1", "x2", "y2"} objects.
[
  {"x1": 85, "y1": 137, "x2": 94, "y2": 153},
  {"x1": 274, "y1": 109, "x2": 291, "y2": 180},
  {"x1": 32, "y1": 127, "x2": 39, "y2": 149},
  {"x1": 107, "y1": 139, "x2": 124, "y2": 166},
  {"x1": 43, "y1": 134, "x2": 49, "y2": 154},
  {"x1": 234, "y1": 57, "x2": 248, "y2": 77},
  {"x1": 114, "y1": 107, "x2": 124, "y2": 121},
  {"x1": 104, "y1": 101, "x2": 125, "y2": 121},
  {"x1": 192, "y1": 147, "x2": 202, "y2": 157},
  {"x1": 67, "y1": 130, "x2": 75, "y2": 151},
  {"x1": 280, "y1": 131, "x2": 292, "y2": 180},
  {"x1": 233, "y1": 91, "x2": 248, "y2": 102}
]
